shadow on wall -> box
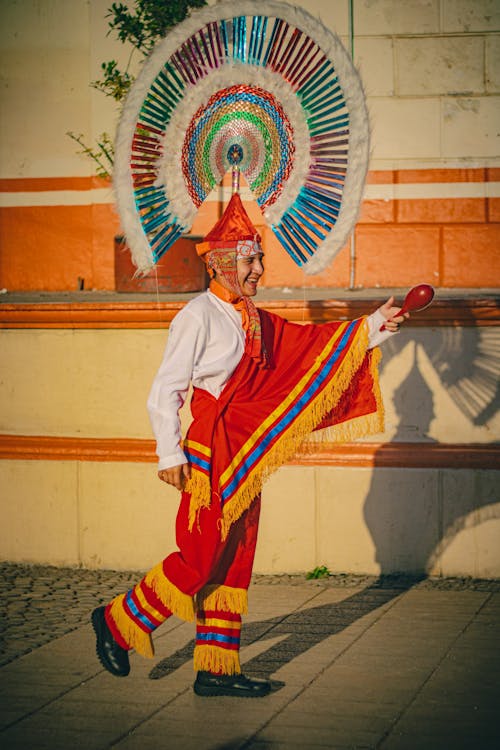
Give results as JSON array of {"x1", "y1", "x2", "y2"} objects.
[
  {"x1": 365, "y1": 327, "x2": 500, "y2": 577},
  {"x1": 378, "y1": 325, "x2": 500, "y2": 430},
  {"x1": 413, "y1": 326, "x2": 500, "y2": 427}
]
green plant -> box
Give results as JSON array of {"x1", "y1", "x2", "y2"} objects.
[
  {"x1": 68, "y1": 0, "x2": 207, "y2": 177},
  {"x1": 66, "y1": 131, "x2": 115, "y2": 179},
  {"x1": 306, "y1": 565, "x2": 331, "y2": 580}
]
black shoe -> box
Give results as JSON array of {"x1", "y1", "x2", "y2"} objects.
[
  {"x1": 194, "y1": 671, "x2": 271, "y2": 698},
  {"x1": 91, "y1": 606, "x2": 130, "y2": 677}
]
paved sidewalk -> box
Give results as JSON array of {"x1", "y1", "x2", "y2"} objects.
[{"x1": 1, "y1": 564, "x2": 499, "y2": 750}]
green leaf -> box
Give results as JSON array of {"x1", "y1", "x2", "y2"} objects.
[{"x1": 306, "y1": 565, "x2": 331, "y2": 580}]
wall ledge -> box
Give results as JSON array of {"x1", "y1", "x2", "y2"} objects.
[
  {"x1": 0, "y1": 296, "x2": 499, "y2": 328},
  {"x1": 0, "y1": 435, "x2": 498, "y2": 469}
]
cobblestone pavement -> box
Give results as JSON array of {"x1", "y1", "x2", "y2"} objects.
[
  {"x1": 1, "y1": 562, "x2": 499, "y2": 667},
  {"x1": 0, "y1": 564, "x2": 141, "y2": 666}
]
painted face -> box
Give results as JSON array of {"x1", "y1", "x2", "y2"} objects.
[{"x1": 236, "y1": 253, "x2": 264, "y2": 296}]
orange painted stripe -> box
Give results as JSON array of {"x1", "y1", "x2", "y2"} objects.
[
  {"x1": 395, "y1": 168, "x2": 486, "y2": 184},
  {"x1": 365, "y1": 170, "x2": 395, "y2": 184},
  {"x1": 0, "y1": 176, "x2": 111, "y2": 192},
  {"x1": 292, "y1": 442, "x2": 500, "y2": 470},
  {"x1": 0, "y1": 299, "x2": 498, "y2": 329},
  {"x1": 0, "y1": 169, "x2": 492, "y2": 193},
  {"x1": 0, "y1": 435, "x2": 497, "y2": 469},
  {"x1": 0, "y1": 435, "x2": 156, "y2": 462},
  {"x1": 360, "y1": 198, "x2": 487, "y2": 225},
  {"x1": 366, "y1": 168, "x2": 488, "y2": 184},
  {"x1": 396, "y1": 198, "x2": 486, "y2": 224},
  {"x1": 0, "y1": 302, "x2": 182, "y2": 328}
]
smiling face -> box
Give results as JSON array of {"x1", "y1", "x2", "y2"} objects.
[{"x1": 236, "y1": 253, "x2": 264, "y2": 296}]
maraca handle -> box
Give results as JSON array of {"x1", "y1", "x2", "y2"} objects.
[{"x1": 379, "y1": 301, "x2": 410, "y2": 330}]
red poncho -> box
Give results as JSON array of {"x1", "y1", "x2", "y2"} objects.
[{"x1": 183, "y1": 309, "x2": 383, "y2": 537}]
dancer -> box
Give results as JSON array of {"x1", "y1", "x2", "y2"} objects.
[{"x1": 91, "y1": 193, "x2": 407, "y2": 697}]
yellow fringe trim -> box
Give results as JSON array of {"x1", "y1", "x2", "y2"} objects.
[
  {"x1": 218, "y1": 320, "x2": 383, "y2": 538},
  {"x1": 305, "y1": 347, "x2": 385, "y2": 445},
  {"x1": 144, "y1": 563, "x2": 195, "y2": 622},
  {"x1": 196, "y1": 584, "x2": 248, "y2": 615},
  {"x1": 193, "y1": 644, "x2": 241, "y2": 675},
  {"x1": 305, "y1": 408, "x2": 384, "y2": 445},
  {"x1": 107, "y1": 593, "x2": 154, "y2": 658},
  {"x1": 184, "y1": 468, "x2": 211, "y2": 532},
  {"x1": 371, "y1": 346, "x2": 385, "y2": 426}
]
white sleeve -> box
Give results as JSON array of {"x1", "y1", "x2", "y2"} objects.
[
  {"x1": 366, "y1": 308, "x2": 398, "y2": 349},
  {"x1": 147, "y1": 309, "x2": 203, "y2": 471}
]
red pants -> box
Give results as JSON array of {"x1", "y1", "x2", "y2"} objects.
[{"x1": 106, "y1": 491, "x2": 261, "y2": 675}]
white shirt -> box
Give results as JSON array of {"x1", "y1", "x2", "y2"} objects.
[{"x1": 147, "y1": 291, "x2": 393, "y2": 470}]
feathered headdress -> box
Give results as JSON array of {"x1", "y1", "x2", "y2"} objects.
[{"x1": 114, "y1": 0, "x2": 369, "y2": 276}]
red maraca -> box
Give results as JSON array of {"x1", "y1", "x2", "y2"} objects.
[{"x1": 380, "y1": 283, "x2": 435, "y2": 330}]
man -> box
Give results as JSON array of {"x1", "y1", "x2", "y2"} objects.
[{"x1": 92, "y1": 193, "x2": 407, "y2": 697}]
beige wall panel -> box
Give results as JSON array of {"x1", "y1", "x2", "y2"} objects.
[
  {"x1": 372, "y1": 156, "x2": 500, "y2": 171},
  {"x1": 354, "y1": 0, "x2": 440, "y2": 35},
  {"x1": 368, "y1": 98, "x2": 441, "y2": 159},
  {"x1": 433, "y1": 470, "x2": 500, "y2": 578},
  {"x1": 317, "y1": 467, "x2": 441, "y2": 575},
  {"x1": 486, "y1": 35, "x2": 500, "y2": 93},
  {"x1": 436, "y1": 517, "x2": 500, "y2": 579},
  {"x1": 1, "y1": 461, "x2": 498, "y2": 576},
  {"x1": 255, "y1": 467, "x2": 316, "y2": 573},
  {"x1": 0, "y1": 329, "x2": 165, "y2": 438},
  {"x1": 89, "y1": 0, "x2": 128, "y2": 81},
  {"x1": 0, "y1": 0, "x2": 88, "y2": 52},
  {"x1": 442, "y1": 0, "x2": 500, "y2": 33},
  {"x1": 397, "y1": 36, "x2": 484, "y2": 96},
  {"x1": 315, "y1": 468, "x2": 378, "y2": 573},
  {"x1": 78, "y1": 462, "x2": 178, "y2": 570},
  {"x1": 0, "y1": 0, "x2": 138, "y2": 178},
  {"x1": 296, "y1": 0, "x2": 349, "y2": 35},
  {"x1": 1, "y1": 0, "x2": 91, "y2": 177},
  {"x1": 442, "y1": 97, "x2": 500, "y2": 158},
  {"x1": 87, "y1": 0, "x2": 142, "y2": 154},
  {"x1": 355, "y1": 38, "x2": 394, "y2": 97},
  {"x1": 0, "y1": 459, "x2": 79, "y2": 565}
]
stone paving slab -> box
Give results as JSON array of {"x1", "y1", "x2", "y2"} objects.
[{"x1": 1, "y1": 563, "x2": 499, "y2": 749}]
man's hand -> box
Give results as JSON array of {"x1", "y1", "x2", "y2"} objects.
[
  {"x1": 158, "y1": 463, "x2": 191, "y2": 491},
  {"x1": 379, "y1": 296, "x2": 410, "y2": 332}
]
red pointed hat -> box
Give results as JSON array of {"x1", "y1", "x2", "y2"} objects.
[{"x1": 196, "y1": 193, "x2": 261, "y2": 257}]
